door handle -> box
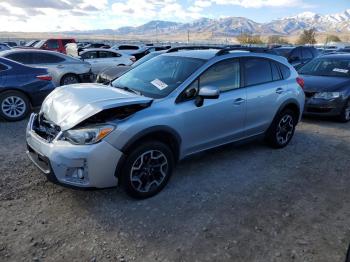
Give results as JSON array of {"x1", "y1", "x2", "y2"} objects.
[
  {"x1": 56, "y1": 64, "x2": 64, "y2": 68},
  {"x1": 233, "y1": 98, "x2": 245, "y2": 105},
  {"x1": 276, "y1": 88, "x2": 284, "y2": 94}
]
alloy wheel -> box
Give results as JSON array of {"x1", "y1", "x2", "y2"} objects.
[
  {"x1": 63, "y1": 75, "x2": 79, "y2": 85},
  {"x1": 1, "y1": 96, "x2": 26, "y2": 118},
  {"x1": 130, "y1": 150, "x2": 169, "y2": 193},
  {"x1": 276, "y1": 114, "x2": 294, "y2": 145}
]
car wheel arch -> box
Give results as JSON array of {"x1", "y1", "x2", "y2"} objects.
[
  {"x1": 0, "y1": 88, "x2": 32, "y2": 107},
  {"x1": 276, "y1": 99, "x2": 301, "y2": 122},
  {"x1": 115, "y1": 126, "x2": 182, "y2": 182}
]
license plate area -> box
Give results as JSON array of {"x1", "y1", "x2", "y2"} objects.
[{"x1": 27, "y1": 144, "x2": 51, "y2": 174}]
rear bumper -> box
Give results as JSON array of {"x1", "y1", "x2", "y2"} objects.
[
  {"x1": 26, "y1": 114, "x2": 122, "y2": 188},
  {"x1": 303, "y1": 97, "x2": 346, "y2": 117},
  {"x1": 79, "y1": 71, "x2": 93, "y2": 83}
]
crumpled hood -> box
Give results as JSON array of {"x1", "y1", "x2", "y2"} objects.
[{"x1": 41, "y1": 83, "x2": 152, "y2": 131}]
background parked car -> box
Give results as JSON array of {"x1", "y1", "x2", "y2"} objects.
[
  {"x1": 96, "y1": 46, "x2": 234, "y2": 84},
  {"x1": 299, "y1": 53, "x2": 350, "y2": 122},
  {"x1": 0, "y1": 43, "x2": 10, "y2": 51},
  {"x1": 0, "y1": 57, "x2": 55, "y2": 121},
  {"x1": 273, "y1": 46, "x2": 319, "y2": 69},
  {"x1": 0, "y1": 49, "x2": 92, "y2": 86},
  {"x1": 96, "y1": 50, "x2": 166, "y2": 84},
  {"x1": 23, "y1": 40, "x2": 40, "y2": 47},
  {"x1": 33, "y1": 38, "x2": 76, "y2": 54},
  {"x1": 78, "y1": 43, "x2": 111, "y2": 53},
  {"x1": 3, "y1": 41, "x2": 17, "y2": 47},
  {"x1": 80, "y1": 48, "x2": 135, "y2": 75}
]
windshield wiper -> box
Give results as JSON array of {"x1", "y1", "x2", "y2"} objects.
[{"x1": 113, "y1": 85, "x2": 142, "y2": 96}]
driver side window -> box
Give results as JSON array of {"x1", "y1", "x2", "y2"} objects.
[{"x1": 178, "y1": 59, "x2": 240, "y2": 102}]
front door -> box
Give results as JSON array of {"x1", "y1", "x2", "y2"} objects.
[{"x1": 176, "y1": 58, "x2": 247, "y2": 156}]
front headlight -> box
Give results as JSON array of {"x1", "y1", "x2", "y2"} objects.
[
  {"x1": 61, "y1": 125, "x2": 115, "y2": 145},
  {"x1": 313, "y1": 92, "x2": 341, "y2": 99}
]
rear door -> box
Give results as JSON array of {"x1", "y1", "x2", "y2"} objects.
[
  {"x1": 0, "y1": 62, "x2": 8, "y2": 87},
  {"x1": 243, "y1": 57, "x2": 284, "y2": 136},
  {"x1": 81, "y1": 51, "x2": 99, "y2": 74},
  {"x1": 97, "y1": 51, "x2": 123, "y2": 73},
  {"x1": 177, "y1": 58, "x2": 247, "y2": 155}
]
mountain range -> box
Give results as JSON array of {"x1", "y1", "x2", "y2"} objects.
[{"x1": 69, "y1": 9, "x2": 350, "y2": 37}]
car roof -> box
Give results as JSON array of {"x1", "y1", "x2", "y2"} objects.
[
  {"x1": 162, "y1": 49, "x2": 289, "y2": 64},
  {"x1": 163, "y1": 49, "x2": 219, "y2": 60},
  {"x1": 80, "y1": 48, "x2": 120, "y2": 52},
  {"x1": 317, "y1": 53, "x2": 350, "y2": 59}
]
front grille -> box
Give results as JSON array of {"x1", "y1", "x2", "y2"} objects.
[
  {"x1": 32, "y1": 113, "x2": 61, "y2": 142},
  {"x1": 304, "y1": 91, "x2": 316, "y2": 98}
]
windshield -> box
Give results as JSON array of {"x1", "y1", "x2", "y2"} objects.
[
  {"x1": 131, "y1": 52, "x2": 163, "y2": 68},
  {"x1": 112, "y1": 55, "x2": 205, "y2": 98},
  {"x1": 299, "y1": 58, "x2": 350, "y2": 77},
  {"x1": 34, "y1": 40, "x2": 45, "y2": 48}
]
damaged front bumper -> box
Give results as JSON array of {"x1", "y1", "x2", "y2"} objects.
[{"x1": 26, "y1": 113, "x2": 122, "y2": 188}]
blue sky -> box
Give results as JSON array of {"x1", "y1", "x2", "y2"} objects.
[{"x1": 0, "y1": 0, "x2": 348, "y2": 32}]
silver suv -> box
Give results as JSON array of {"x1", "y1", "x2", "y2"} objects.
[{"x1": 26, "y1": 48, "x2": 305, "y2": 198}]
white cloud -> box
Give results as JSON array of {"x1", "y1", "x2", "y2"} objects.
[{"x1": 212, "y1": 0, "x2": 304, "y2": 8}]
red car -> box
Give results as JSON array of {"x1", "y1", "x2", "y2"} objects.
[{"x1": 34, "y1": 39, "x2": 76, "y2": 54}]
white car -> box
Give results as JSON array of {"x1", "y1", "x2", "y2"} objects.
[{"x1": 80, "y1": 48, "x2": 135, "y2": 75}]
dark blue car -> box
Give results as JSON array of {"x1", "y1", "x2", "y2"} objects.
[{"x1": 0, "y1": 57, "x2": 55, "y2": 121}]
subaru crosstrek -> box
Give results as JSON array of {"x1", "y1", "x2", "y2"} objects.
[{"x1": 26, "y1": 49, "x2": 305, "y2": 198}]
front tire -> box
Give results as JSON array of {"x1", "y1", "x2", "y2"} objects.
[
  {"x1": 121, "y1": 141, "x2": 174, "y2": 199},
  {"x1": 265, "y1": 109, "x2": 297, "y2": 149},
  {"x1": 0, "y1": 91, "x2": 30, "y2": 121}
]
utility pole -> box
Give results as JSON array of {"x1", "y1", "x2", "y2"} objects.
[{"x1": 187, "y1": 29, "x2": 190, "y2": 44}]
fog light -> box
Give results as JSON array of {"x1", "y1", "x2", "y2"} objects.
[{"x1": 72, "y1": 168, "x2": 85, "y2": 179}]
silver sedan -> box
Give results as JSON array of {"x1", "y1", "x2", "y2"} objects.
[{"x1": 0, "y1": 49, "x2": 92, "y2": 86}]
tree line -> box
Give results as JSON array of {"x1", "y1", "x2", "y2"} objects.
[{"x1": 236, "y1": 28, "x2": 342, "y2": 45}]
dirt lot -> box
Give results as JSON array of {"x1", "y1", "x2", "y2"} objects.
[{"x1": 0, "y1": 118, "x2": 350, "y2": 262}]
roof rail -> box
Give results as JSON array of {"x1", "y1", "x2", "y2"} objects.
[
  {"x1": 216, "y1": 46, "x2": 276, "y2": 56},
  {"x1": 166, "y1": 45, "x2": 225, "y2": 53}
]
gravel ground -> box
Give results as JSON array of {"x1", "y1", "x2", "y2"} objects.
[{"x1": 0, "y1": 118, "x2": 350, "y2": 262}]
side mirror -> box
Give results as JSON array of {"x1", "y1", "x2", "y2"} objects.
[{"x1": 195, "y1": 86, "x2": 220, "y2": 107}]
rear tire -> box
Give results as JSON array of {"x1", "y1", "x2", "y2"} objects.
[
  {"x1": 60, "y1": 74, "x2": 80, "y2": 86},
  {"x1": 338, "y1": 99, "x2": 350, "y2": 123},
  {"x1": 121, "y1": 141, "x2": 174, "y2": 199},
  {"x1": 265, "y1": 109, "x2": 297, "y2": 149},
  {"x1": 0, "y1": 91, "x2": 30, "y2": 121}
]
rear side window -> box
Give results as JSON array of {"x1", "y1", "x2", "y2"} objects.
[
  {"x1": 302, "y1": 48, "x2": 314, "y2": 60},
  {"x1": 99, "y1": 51, "x2": 120, "y2": 58},
  {"x1": 271, "y1": 61, "x2": 282, "y2": 81},
  {"x1": 290, "y1": 48, "x2": 302, "y2": 60},
  {"x1": 81, "y1": 51, "x2": 98, "y2": 59},
  {"x1": 118, "y1": 45, "x2": 139, "y2": 50},
  {"x1": 200, "y1": 59, "x2": 240, "y2": 92},
  {"x1": 32, "y1": 53, "x2": 65, "y2": 64},
  {"x1": 6, "y1": 52, "x2": 33, "y2": 64},
  {"x1": 46, "y1": 40, "x2": 59, "y2": 49},
  {"x1": 278, "y1": 63, "x2": 291, "y2": 79},
  {"x1": 244, "y1": 58, "x2": 273, "y2": 86}
]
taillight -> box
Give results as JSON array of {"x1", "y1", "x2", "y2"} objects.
[
  {"x1": 130, "y1": 56, "x2": 136, "y2": 62},
  {"x1": 296, "y1": 77, "x2": 305, "y2": 89},
  {"x1": 37, "y1": 75, "x2": 52, "y2": 81}
]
